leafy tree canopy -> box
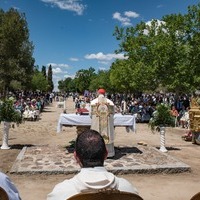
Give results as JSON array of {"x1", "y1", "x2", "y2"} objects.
[{"x1": 0, "y1": 8, "x2": 35, "y2": 96}]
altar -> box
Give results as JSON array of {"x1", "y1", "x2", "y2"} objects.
[{"x1": 57, "y1": 113, "x2": 136, "y2": 133}]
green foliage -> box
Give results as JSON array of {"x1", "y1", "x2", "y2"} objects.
[
  {"x1": 0, "y1": 8, "x2": 34, "y2": 96},
  {"x1": 9, "y1": 80, "x2": 23, "y2": 91},
  {"x1": 113, "y1": 3, "x2": 200, "y2": 94},
  {"x1": 31, "y1": 71, "x2": 48, "y2": 92},
  {"x1": 74, "y1": 67, "x2": 96, "y2": 93},
  {"x1": 58, "y1": 69, "x2": 112, "y2": 93},
  {"x1": 110, "y1": 60, "x2": 133, "y2": 92},
  {"x1": 58, "y1": 77, "x2": 76, "y2": 92},
  {"x1": 148, "y1": 104, "x2": 175, "y2": 131},
  {"x1": 41, "y1": 66, "x2": 47, "y2": 79},
  {"x1": 47, "y1": 65, "x2": 54, "y2": 92},
  {"x1": 0, "y1": 99, "x2": 22, "y2": 124},
  {"x1": 89, "y1": 70, "x2": 112, "y2": 93}
]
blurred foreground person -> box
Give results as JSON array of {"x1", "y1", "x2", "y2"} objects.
[
  {"x1": 47, "y1": 129, "x2": 138, "y2": 200},
  {"x1": 0, "y1": 171, "x2": 21, "y2": 200}
]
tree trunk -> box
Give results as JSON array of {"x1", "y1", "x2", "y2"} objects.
[{"x1": 1, "y1": 121, "x2": 11, "y2": 149}]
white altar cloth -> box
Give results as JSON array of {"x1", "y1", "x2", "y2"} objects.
[{"x1": 57, "y1": 113, "x2": 136, "y2": 133}]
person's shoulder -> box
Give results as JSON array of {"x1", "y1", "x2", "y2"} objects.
[
  {"x1": 0, "y1": 171, "x2": 6, "y2": 177},
  {"x1": 47, "y1": 177, "x2": 78, "y2": 200},
  {"x1": 52, "y1": 176, "x2": 77, "y2": 190},
  {"x1": 0, "y1": 171, "x2": 9, "y2": 181},
  {"x1": 116, "y1": 176, "x2": 138, "y2": 194}
]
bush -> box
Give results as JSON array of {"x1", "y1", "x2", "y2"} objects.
[
  {"x1": 0, "y1": 99, "x2": 22, "y2": 125},
  {"x1": 149, "y1": 104, "x2": 175, "y2": 131}
]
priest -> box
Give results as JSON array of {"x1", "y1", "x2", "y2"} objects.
[{"x1": 90, "y1": 88, "x2": 115, "y2": 157}]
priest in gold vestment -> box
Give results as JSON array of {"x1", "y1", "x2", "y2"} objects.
[{"x1": 90, "y1": 89, "x2": 115, "y2": 157}]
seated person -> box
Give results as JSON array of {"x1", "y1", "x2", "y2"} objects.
[
  {"x1": 47, "y1": 129, "x2": 138, "y2": 200},
  {"x1": 0, "y1": 171, "x2": 21, "y2": 200},
  {"x1": 179, "y1": 107, "x2": 190, "y2": 128},
  {"x1": 170, "y1": 105, "x2": 179, "y2": 117},
  {"x1": 170, "y1": 105, "x2": 179, "y2": 126}
]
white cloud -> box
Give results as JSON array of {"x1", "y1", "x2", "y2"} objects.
[
  {"x1": 146, "y1": 19, "x2": 165, "y2": 27},
  {"x1": 47, "y1": 62, "x2": 70, "y2": 74},
  {"x1": 47, "y1": 63, "x2": 70, "y2": 68},
  {"x1": 64, "y1": 74, "x2": 75, "y2": 79},
  {"x1": 52, "y1": 67, "x2": 62, "y2": 74},
  {"x1": 41, "y1": 0, "x2": 86, "y2": 15},
  {"x1": 46, "y1": 62, "x2": 74, "y2": 91},
  {"x1": 13, "y1": 6, "x2": 20, "y2": 10},
  {"x1": 113, "y1": 12, "x2": 131, "y2": 26},
  {"x1": 144, "y1": 19, "x2": 166, "y2": 35},
  {"x1": 113, "y1": 11, "x2": 139, "y2": 26},
  {"x1": 98, "y1": 67, "x2": 107, "y2": 71},
  {"x1": 69, "y1": 57, "x2": 79, "y2": 61},
  {"x1": 85, "y1": 52, "x2": 128, "y2": 61},
  {"x1": 124, "y1": 11, "x2": 139, "y2": 18},
  {"x1": 53, "y1": 74, "x2": 62, "y2": 79},
  {"x1": 52, "y1": 69, "x2": 73, "y2": 91}
]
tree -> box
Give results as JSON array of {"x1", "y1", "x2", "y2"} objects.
[
  {"x1": 58, "y1": 77, "x2": 76, "y2": 92},
  {"x1": 113, "y1": 3, "x2": 200, "y2": 94},
  {"x1": 89, "y1": 70, "x2": 112, "y2": 93},
  {"x1": 158, "y1": 13, "x2": 197, "y2": 93},
  {"x1": 110, "y1": 60, "x2": 134, "y2": 93},
  {"x1": 41, "y1": 66, "x2": 47, "y2": 79},
  {"x1": 74, "y1": 67, "x2": 96, "y2": 93},
  {"x1": 184, "y1": 4, "x2": 200, "y2": 91},
  {"x1": 31, "y1": 69, "x2": 48, "y2": 92},
  {"x1": 113, "y1": 21, "x2": 163, "y2": 93},
  {"x1": 0, "y1": 8, "x2": 35, "y2": 96},
  {"x1": 47, "y1": 64, "x2": 54, "y2": 92}
]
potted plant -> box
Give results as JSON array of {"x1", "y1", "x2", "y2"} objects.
[
  {"x1": 0, "y1": 98, "x2": 22, "y2": 149},
  {"x1": 148, "y1": 103, "x2": 175, "y2": 152}
]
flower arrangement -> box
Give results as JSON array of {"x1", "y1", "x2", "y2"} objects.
[
  {"x1": 0, "y1": 99, "x2": 22, "y2": 125},
  {"x1": 0, "y1": 98, "x2": 23, "y2": 149},
  {"x1": 148, "y1": 103, "x2": 175, "y2": 132}
]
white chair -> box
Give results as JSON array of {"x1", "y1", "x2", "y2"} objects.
[{"x1": 56, "y1": 101, "x2": 65, "y2": 108}]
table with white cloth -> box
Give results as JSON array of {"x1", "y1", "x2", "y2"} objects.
[{"x1": 57, "y1": 113, "x2": 136, "y2": 133}]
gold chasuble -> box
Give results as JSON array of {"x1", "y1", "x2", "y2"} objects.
[{"x1": 90, "y1": 94, "x2": 115, "y2": 157}]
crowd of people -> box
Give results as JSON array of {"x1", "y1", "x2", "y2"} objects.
[
  {"x1": 3, "y1": 91, "x2": 55, "y2": 121},
  {"x1": 72, "y1": 92, "x2": 191, "y2": 128}
]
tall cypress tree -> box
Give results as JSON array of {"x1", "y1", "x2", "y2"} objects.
[
  {"x1": 41, "y1": 66, "x2": 46, "y2": 79},
  {"x1": 47, "y1": 65, "x2": 54, "y2": 92}
]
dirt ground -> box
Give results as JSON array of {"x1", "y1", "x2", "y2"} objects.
[{"x1": 0, "y1": 97, "x2": 200, "y2": 200}]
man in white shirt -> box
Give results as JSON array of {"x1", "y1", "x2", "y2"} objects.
[{"x1": 47, "y1": 129, "x2": 138, "y2": 200}]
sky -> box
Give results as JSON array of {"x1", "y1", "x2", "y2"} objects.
[{"x1": 0, "y1": 0, "x2": 199, "y2": 91}]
